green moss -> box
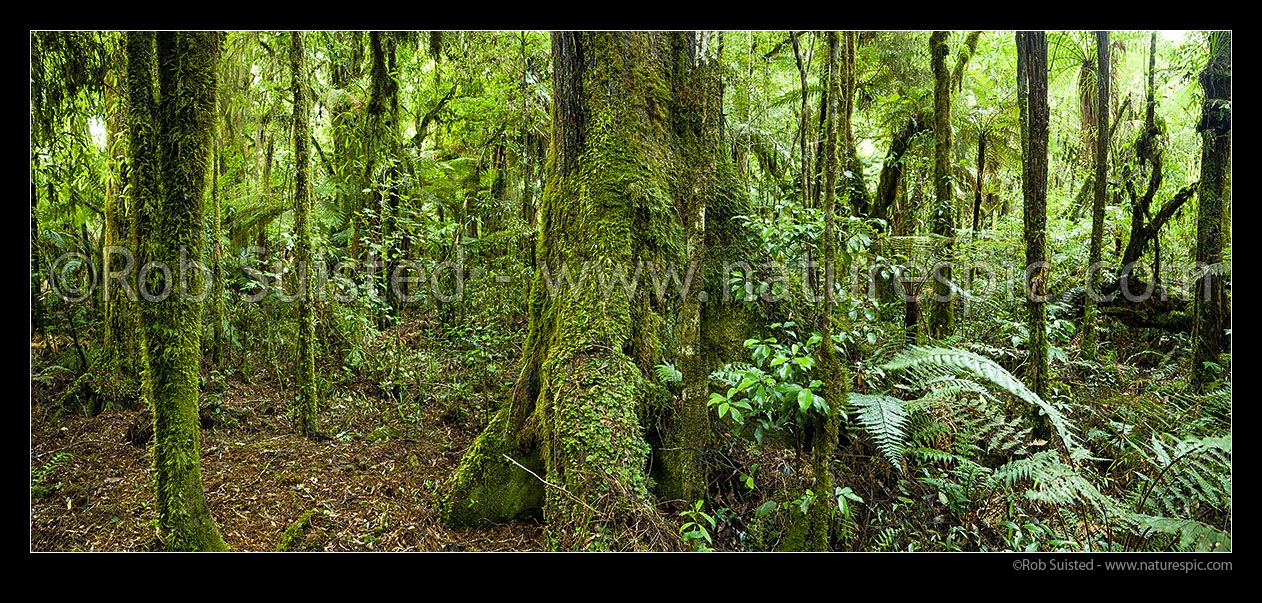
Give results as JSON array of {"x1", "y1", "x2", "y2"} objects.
[
  {"x1": 129, "y1": 32, "x2": 227, "y2": 552},
  {"x1": 439, "y1": 405, "x2": 545, "y2": 527},
  {"x1": 446, "y1": 33, "x2": 765, "y2": 550},
  {"x1": 779, "y1": 505, "x2": 814, "y2": 552},
  {"x1": 276, "y1": 510, "x2": 315, "y2": 552},
  {"x1": 744, "y1": 489, "x2": 833, "y2": 552}
]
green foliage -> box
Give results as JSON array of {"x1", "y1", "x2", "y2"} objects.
[
  {"x1": 886, "y1": 345, "x2": 1089, "y2": 461},
  {"x1": 29, "y1": 29, "x2": 1230, "y2": 553},
  {"x1": 31, "y1": 452, "x2": 74, "y2": 498},
  {"x1": 678, "y1": 500, "x2": 716, "y2": 551},
  {"x1": 654, "y1": 362, "x2": 682, "y2": 384},
  {"x1": 847, "y1": 393, "x2": 909, "y2": 471},
  {"x1": 708, "y1": 322, "x2": 836, "y2": 445}
]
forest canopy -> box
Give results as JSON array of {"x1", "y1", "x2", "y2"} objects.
[{"x1": 30, "y1": 30, "x2": 1230, "y2": 554}]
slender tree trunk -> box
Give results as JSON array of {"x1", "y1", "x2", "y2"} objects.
[
  {"x1": 209, "y1": 93, "x2": 225, "y2": 367},
  {"x1": 839, "y1": 31, "x2": 869, "y2": 216},
  {"x1": 972, "y1": 133, "x2": 985, "y2": 234},
  {"x1": 1018, "y1": 31, "x2": 1051, "y2": 437},
  {"x1": 791, "y1": 32, "x2": 818, "y2": 298},
  {"x1": 1083, "y1": 31, "x2": 1109, "y2": 361},
  {"x1": 32, "y1": 170, "x2": 45, "y2": 338},
  {"x1": 520, "y1": 32, "x2": 537, "y2": 267},
  {"x1": 791, "y1": 32, "x2": 812, "y2": 208},
  {"x1": 1191, "y1": 31, "x2": 1231, "y2": 387},
  {"x1": 967, "y1": 129, "x2": 985, "y2": 298},
  {"x1": 332, "y1": 32, "x2": 365, "y2": 261},
  {"x1": 128, "y1": 30, "x2": 227, "y2": 551},
  {"x1": 290, "y1": 31, "x2": 318, "y2": 437},
  {"x1": 927, "y1": 31, "x2": 955, "y2": 338},
  {"x1": 102, "y1": 38, "x2": 136, "y2": 387},
  {"x1": 805, "y1": 30, "x2": 848, "y2": 552}
]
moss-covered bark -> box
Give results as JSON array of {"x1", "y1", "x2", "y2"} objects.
[
  {"x1": 838, "y1": 31, "x2": 869, "y2": 217},
  {"x1": 658, "y1": 39, "x2": 722, "y2": 505},
  {"x1": 873, "y1": 111, "x2": 930, "y2": 227},
  {"x1": 443, "y1": 32, "x2": 759, "y2": 550},
  {"x1": 927, "y1": 31, "x2": 955, "y2": 339},
  {"x1": 1191, "y1": 31, "x2": 1231, "y2": 388},
  {"x1": 803, "y1": 31, "x2": 849, "y2": 551},
  {"x1": 440, "y1": 405, "x2": 545, "y2": 526},
  {"x1": 1082, "y1": 31, "x2": 1109, "y2": 361},
  {"x1": 71, "y1": 35, "x2": 140, "y2": 415},
  {"x1": 129, "y1": 31, "x2": 227, "y2": 551},
  {"x1": 365, "y1": 31, "x2": 403, "y2": 323},
  {"x1": 291, "y1": 31, "x2": 318, "y2": 437},
  {"x1": 1018, "y1": 32, "x2": 1050, "y2": 435}
]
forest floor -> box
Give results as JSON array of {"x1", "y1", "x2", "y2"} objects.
[
  {"x1": 29, "y1": 319, "x2": 549, "y2": 552},
  {"x1": 33, "y1": 309, "x2": 1210, "y2": 552}
]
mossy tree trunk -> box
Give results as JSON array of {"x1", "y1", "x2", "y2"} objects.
[
  {"x1": 1082, "y1": 31, "x2": 1109, "y2": 361},
  {"x1": 660, "y1": 32, "x2": 723, "y2": 506},
  {"x1": 291, "y1": 31, "x2": 318, "y2": 437},
  {"x1": 95, "y1": 34, "x2": 138, "y2": 409},
  {"x1": 127, "y1": 31, "x2": 227, "y2": 551},
  {"x1": 791, "y1": 32, "x2": 813, "y2": 209},
  {"x1": 803, "y1": 30, "x2": 848, "y2": 551},
  {"x1": 441, "y1": 32, "x2": 754, "y2": 550},
  {"x1": 1191, "y1": 31, "x2": 1231, "y2": 387},
  {"x1": 872, "y1": 111, "x2": 930, "y2": 227},
  {"x1": 926, "y1": 31, "x2": 954, "y2": 339},
  {"x1": 1017, "y1": 31, "x2": 1050, "y2": 437},
  {"x1": 871, "y1": 109, "x2": 931, "y2": 316},
  {"x1": 367, "y1": 31, "x2": 401, "y2": 322},
  {"x1": 838, "y1": 31, "x2": 869, "y2": 217}
]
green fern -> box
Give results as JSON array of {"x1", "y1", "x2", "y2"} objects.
[
  {"x1": 848, "y1": 393, "x2": 909, "y2": 471},
  {"x1": 654, "y1": 362, "x2": 682, "y2": 384},
  {"x1": 1127, "y1": 514, "x2": 1231, "y2": 552},
  {"x1": 994, "y1": 451, "x2": 1111, "y2": 513},
  {"x1": 885, "y1": 346, "x2": 1090, "y2": 461}
]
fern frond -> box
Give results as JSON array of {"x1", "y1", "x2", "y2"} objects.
[
  {"x1": 1125, "y1": 514, "x2": 1232, "y2": 552},
  {"x1": 849, "y1": 393, "x2": 910, "y2": 471},
  {"x1": 995, "y1": 450, "x2": 1111, "y2": 512},
  {"x1": 885, "y1": 346, "x2": 1090, "y2": 461},
  {"x1": 654, "y1": 362, "x2": 682, "y2": 384}
]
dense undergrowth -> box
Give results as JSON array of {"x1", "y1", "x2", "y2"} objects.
[{"x1": 30, "y1": 30, "x2": 1229, "y2": 552}]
